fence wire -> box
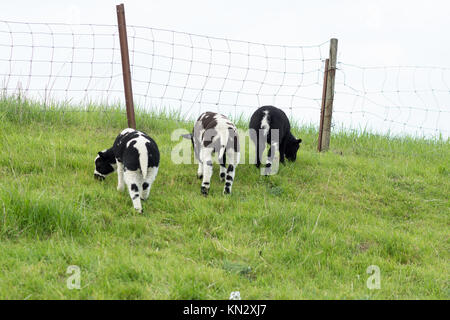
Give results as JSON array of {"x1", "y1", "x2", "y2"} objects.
[
  {"x1": 0, "y1": 20, "x2": 327, "y2": 125},
  {"x1": 334, "y1": 62, "x2": 450, "y2": 138},
  {"x1": 0, "y1": 19, "x2": 449, "y2": 138}
]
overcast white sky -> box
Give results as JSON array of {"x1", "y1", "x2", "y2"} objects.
[
  {"x1": 1, "y1": 0, "x2": 449, "y2": 137},
  {"x1": 2, "y1": 0, "x2": 450, "y2": 66}
]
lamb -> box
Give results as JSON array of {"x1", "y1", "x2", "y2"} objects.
[
  {"x1": 94, "y1": 128, "x2": 160, "y2": 213},
  {"x1": 182, "y1": 112, "x2": 240, "y2": 196},
  {"x1": 249, "y1": 105, "x2": 302, "y2": 170}
]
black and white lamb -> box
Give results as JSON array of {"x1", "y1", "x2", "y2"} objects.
[
  {"x1": 249, "y1": 105, "x2": 302, "y2": 169},
  {"x1": 183, "y1": 112, "x2": 240, "y2": 196},
  {"x1": 94, "y1": 128, "x2": 160, "y2": 213}
]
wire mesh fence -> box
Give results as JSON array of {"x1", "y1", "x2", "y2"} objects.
[
  {"x1": 0, "y1": 20, "x2": 327, "y2": 124},
  {"x1": 0, "y1": 19, "x2": 449, "y2": 139},
  {"x1": 334, "y1": 62, "x2": 450, "y2": 138}
]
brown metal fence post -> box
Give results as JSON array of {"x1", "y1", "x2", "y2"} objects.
[
  {"x1": 320, "y1": 38, "x2": 338, "y2": 152},
  {"x1": 318, "y1": 58, "x2": 329, "y2": 152},
  {"x1": 116, "y1": 3, "x2": 136, "y2": 129}
]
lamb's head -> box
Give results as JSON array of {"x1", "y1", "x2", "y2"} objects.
[
  {"x1": 181, "y1": 133, "x2": 194, "y2": 149},
  {"x1": 284, "y1": 135, "x2": 302, "y2": 162},
  {"x1": 94, "y1": 149, "x2": 116, "y2": 181}
]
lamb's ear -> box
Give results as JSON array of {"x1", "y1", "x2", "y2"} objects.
[
  {"x1": 297, "y1": 139, "x2": 303, "y2": 144},
  {"x1": 181, "y1": 133, "x2": 193, "y2": 140},
  {"x1": 98, "y1": 151, "x2": 104, "y2": 157}
]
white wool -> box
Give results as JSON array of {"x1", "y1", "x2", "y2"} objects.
[
  {"x1": 127, "y1": 136, "x2": 149, "y2": 178},
  {"x1": 261, "y1": 110, "x2": 270, "y2": 136}
]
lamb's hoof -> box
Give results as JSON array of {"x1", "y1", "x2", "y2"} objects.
[
  {"x1": 255, "y1": 163, "x2": 261, "y2": 168},
  {"x1": 220, "y1": 173, "x2": 226, "y2": 182},
  {"x1": 223, "y1": 187, "x2": 231, "y2": 195},
  {"x1": 117, "y1": 185, "x2": 125, "y2": 192},
  {"x1": 94, "y1": 173, "x2": 105, "y2": 181},
  {"x1": 263, "y1": 163, "x2": 273, "y2": 176},
  {"x1": 201, "y1": 186, "x2": 209, "y2": 196}
]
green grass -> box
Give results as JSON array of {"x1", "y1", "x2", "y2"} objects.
[{"x1": 0, "y1": 96, "x2": 448, "y2": 299}]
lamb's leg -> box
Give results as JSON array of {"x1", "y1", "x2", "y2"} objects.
[
  {"x1": 194, "y1": 145, "x2": 203, "y2": 179},
  {"x1": 264, "y1": 128, "x2": 280, "y2": 175},
  {"x1": 264, "y1": 142, "x2": 279, "y2": 175},
  {"x1": 116, "y1": 161, "x2": 125, "y2": 192},
  {"x1": 197, "y1": 161, "x2": 204, "y2": 179},
  {"x1": 223, "y1": 151, "x2": 239, "y2": 195},
  {"x1": 251, "y1": 128, "x2": 265, "y2": 168},
  {"x1": 124, "y1": 170, "x2": 143, "y2": 213},
  {"x1": 200, "y1": 148, "x2": 213, "y2": 196},
  {"x1": 279, "y1": 139, "x2": 286, "y2": 164},
  {"x1": 257, "y1": 139, "x2": 265, "y2": 169},
  {"x1": 219, "y1": 152, "x2": 226, "y2": 181},
  {"x1": 141, "y1": 166, "x2": 159, "y2": 201}
]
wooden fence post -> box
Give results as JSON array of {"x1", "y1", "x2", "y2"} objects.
[
  {"x1": 116, "y1": 3, "x2": 136, "y2": 129},
  {"x1": 320, "y1": 38, "x2": 338, "y2": 152},
  {"x1": 318, "y1": 58, "x2": 329, "y2": 152}
]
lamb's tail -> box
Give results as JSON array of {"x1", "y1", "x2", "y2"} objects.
[
  {"x1": 260, "y1": 110, "x2": 270, "y2": 137},
  {"x1": 138, "y1": 143, "x2": 148, "y2": 178},
  {"x1": 218, "y1": 129, "x2": 229, "y2": 161}
]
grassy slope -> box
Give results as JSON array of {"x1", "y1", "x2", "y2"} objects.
[{"x1": 0, "y1": 97, "x2": 448, "y2": 299}]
